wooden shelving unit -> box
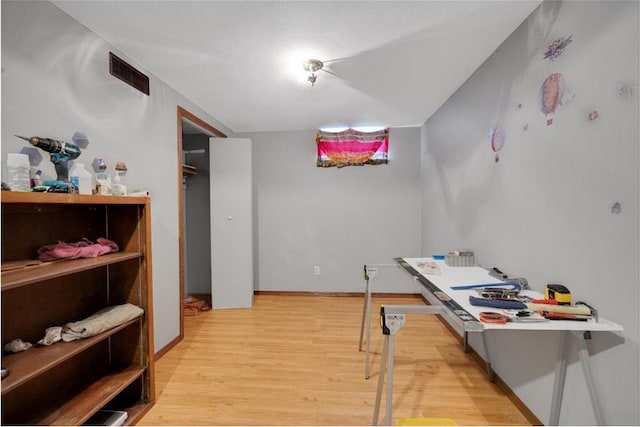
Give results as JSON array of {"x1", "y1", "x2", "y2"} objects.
[{"x1": 1, "y1": 192, "x2": 155, "y2": 425}]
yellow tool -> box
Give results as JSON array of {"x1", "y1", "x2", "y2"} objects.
[{"x1": 545, "y1": 284, "x2": 571, "y2": 305}]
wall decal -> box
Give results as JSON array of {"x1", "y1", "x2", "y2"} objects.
[
  {"x1": 539, "y1": 73, "x2": 574, "y2": 125},
  {"x1": 543, "y1": 35, "x2": 573, "y2": 61},
  {"x1": 611, "y1": 202, "x2": 621, "y2": 214},
  {"x1": 617, "y1": 84, "x2": 638, "y2": 99},
  {"x1": 489, "y1": 127, "x2": 505, "y2": 162},
  {"x1": 72, "y1": 132, "x2": 90, "y2": 149}
]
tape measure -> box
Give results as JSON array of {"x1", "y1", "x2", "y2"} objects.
[{"x1": 545, "y1": 284, "x2": 571, "y2": 305}]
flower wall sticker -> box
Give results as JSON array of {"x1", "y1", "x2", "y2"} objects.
[{"x1": 543, "y1": 35, "x2": 573, "y2": 61}]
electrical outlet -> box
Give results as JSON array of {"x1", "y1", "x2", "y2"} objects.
[{"x1": 314, "y1": 265, "x2": 320, "y2": 276}]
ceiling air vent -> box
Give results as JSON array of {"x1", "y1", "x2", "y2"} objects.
[{"x1": 109, "y1": 52, "x2": 150, "y2": 95}]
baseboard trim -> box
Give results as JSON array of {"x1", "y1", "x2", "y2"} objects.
[
  {"x1": 418, "y1": 294, "x2": 542, "y2": 425},
  {"x1": 155, "y1": 334, "x2": 182, "y2": 361},
  {"x1": 254, "y1": 290, "x2": 422, "y2": 299},
  {"x1": 469, "y1": 350, "x2": 543, "y2": 426}
]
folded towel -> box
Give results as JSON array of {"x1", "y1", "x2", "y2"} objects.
[
  {"x1": 62, "y1": 303, "x2": 143, "y2": 342},
  {"x1": 38, "y1": 237, "x2": 119, "y2": 261}
]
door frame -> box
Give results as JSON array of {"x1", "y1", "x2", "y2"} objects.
[{"x1": 177, "y1": 106, "x2": 226, "y2": 340}]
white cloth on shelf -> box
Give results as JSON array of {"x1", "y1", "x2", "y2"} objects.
[
  {"x1": 61, "y1": 303, "x2": 143, "y2": 342},
  {"x1": 38, "y1": 326, "x2": 62, "y2": 346},
  {"x1": 3, "y1": 338, "x2": 32, "y2": 353}
]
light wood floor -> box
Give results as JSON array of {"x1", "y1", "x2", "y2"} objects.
[{"x1": 139, "y1": 294, "x2": 531, "y2": 426}]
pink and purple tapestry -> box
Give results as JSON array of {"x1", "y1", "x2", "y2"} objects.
[{"x1": 316, "y1": 128, "x2": 389, "y2": 168}]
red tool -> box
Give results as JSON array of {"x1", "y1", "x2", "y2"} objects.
[
  {"x1": 479, "y1": 312, "x2": 510, "y2": 324},
  {"x1": 542, "y1": 312, "x2": 588, "y2": 321}
]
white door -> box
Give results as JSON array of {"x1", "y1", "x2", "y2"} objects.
[{"x1": 210, "y1": 138, "x2": 253, "y2": 309}]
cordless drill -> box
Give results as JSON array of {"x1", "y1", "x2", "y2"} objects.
[{"x1": 16, "y1": 135, "x2": 81, "y2": 192}]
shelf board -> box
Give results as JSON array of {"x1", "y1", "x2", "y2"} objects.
[
  {"x1": 37, "y1": 365, "x2": 145, "y2": 426},
  {"x1": 1, "y1": 191, "x2": 148, "y2": 205},
  {"x1": 182, "y1": 164, "x2": 198, "y2": 176},
  {"x1": 121, "y1": 400, "x2": 154, "y2": 426},
  {"x1": 1, "y1": 318, "x2": 141, "y2": 395},
  {"x1": 1, "y1": 252, "x2": 141, "y2": 290}
]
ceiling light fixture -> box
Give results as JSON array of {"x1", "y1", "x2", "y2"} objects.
[{"x1": 303, "y1": 59, "x2": 324, "y2": 86}]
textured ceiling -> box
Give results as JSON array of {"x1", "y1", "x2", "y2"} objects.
[{"x1": 52, "y1": 1, "x2": 541, "y2": 133}]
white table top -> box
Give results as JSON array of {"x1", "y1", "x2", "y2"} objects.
[{"x1": 400, "y1": 257, "x2": 623, "y2": 332}]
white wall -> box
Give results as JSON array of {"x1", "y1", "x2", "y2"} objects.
[
  {"x1": 420, "y1": 1, "x2": 639, "y2": 425},
  {"x1": 237, "y1": 128, "x2": 423, "y2": 294},
  {"x1": 1, "y1": 0, "x2": 233, "y2": 353}
]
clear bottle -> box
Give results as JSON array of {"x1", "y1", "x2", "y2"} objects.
[
  {"x1": 70, "y1": 163, "x2": 93, "y2": 195},
  {"x1": 6, "y1": 153, "x2": 31, "y2": 191}
]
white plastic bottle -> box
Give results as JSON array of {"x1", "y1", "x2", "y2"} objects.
[
  {"x1": 70, "y1": 163, "x2": 93, "y2": 195},
  {"x1": 6, "y1": 153, "x2": 31, "y2": 191},
  {"x1": 95, "y1": 159, "x2": 111, "y2": 195},
  {"x1": 112, "y1": 171, "x2": 127, "y2": 196}
]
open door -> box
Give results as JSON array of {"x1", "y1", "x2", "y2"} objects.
[
  {"x1": 176, "y1": 106, "x2": 226, "y2": 350},
  {"x1": 210, "y1": 138, "x2": 253, "y2": 309}
]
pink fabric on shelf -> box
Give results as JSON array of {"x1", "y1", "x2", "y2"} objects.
[{"x1": 37, "y1": 238, "x2": 120, "y2": 261}]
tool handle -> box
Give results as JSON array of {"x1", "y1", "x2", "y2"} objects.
[
  {"x1": 527, "y1": 303, "x2": 591, "y2": 315},
  {"x1": 51, "y1": 155, "x2": 71, "y2": 182},
  {"x1": 479, "y1": 312, "x2": 509, "y2": 324},
  {"x1": 543, "y1": 312, "x2": 588, "y2": 321}
]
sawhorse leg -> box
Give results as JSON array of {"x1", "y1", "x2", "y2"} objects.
[
  {"x1": 359, "y1": 271, "x2": 373, "y2": 379},
  {"x1": 359, "y1": 264, "x2": 396, "y2": 380},
  {"x1": 371, "y1": 305, "x2": 444, "y2": 426},
  {"x1": 372, "y1": 334, "x2": 391, "y2": 426},
  {"x1": 358, "y1": 272, "x2": 370, "y2": 352},
  {"x1": 548, "y1": 331, "x2": 604, "y2": 425}
]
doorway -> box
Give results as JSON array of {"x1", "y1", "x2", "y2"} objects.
[{"x1": 177, "y1": 106, "x2": 226, "y2": 338}]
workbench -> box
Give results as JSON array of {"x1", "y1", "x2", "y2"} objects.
[{"x1": 362, "y1": 257, "x2": 624, "y2": 426}]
